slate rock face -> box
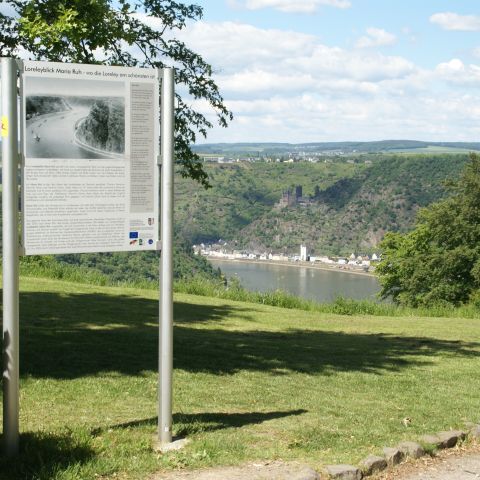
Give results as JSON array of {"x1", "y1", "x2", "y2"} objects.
[
  {"x1": 382, "y1": 447, "x2": 405, "y2": 466},
  {"x1": 359, "y1": 455, "x2": 387, "y2": 475},
  {"x1": 397, "y1": 441, "x2": 425, "y2": 459},
  {"x1": 325, "y1": 464, "x2": 362, "y2": 480}
]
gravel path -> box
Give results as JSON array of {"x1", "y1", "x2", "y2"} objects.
[
  {"x1": 151, "y1": 461, "x2": 319, "y2": 480},
  {"x1": 152, "y1": 445, "x2": 480, "y2": 480},
  {"x1": 400, "y1": 455, "x2": 480, "y2": 479},
  {"x1": 375, "y1": 444, "x2": 480, "y2": 480}
]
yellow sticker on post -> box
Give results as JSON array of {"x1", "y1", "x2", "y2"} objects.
[{"x1": 1, "y1": 116, "x2": 8, "y2": 137}]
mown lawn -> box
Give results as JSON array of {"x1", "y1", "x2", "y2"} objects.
[{"x1": 1, "y1": 276, "x2": 480, "y2": 479}]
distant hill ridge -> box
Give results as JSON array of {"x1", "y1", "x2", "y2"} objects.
[{"x1": 193, "y1": 140, "x2": 480, "y2": 155}]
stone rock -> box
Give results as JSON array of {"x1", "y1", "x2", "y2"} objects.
[
  {"x1": 436, "y1": 430, "x2": 466, "y2": 449},
  {"x1": 420, "y1": 434, "x2": 441, "y2": 448},
  {"x1": 325, "y1": 464, "x2": 362, "y2": 480},
  {"x1": 154, "y1": 437, "x2": 190, "y2": 453},
  {"x1": 397, "y1": 441, "x2": 425, "y2": 459},
  {"x1": 469, "y1": 424, "x2": 480, "y2": 440},
  {"x1": 359, "y1": 455, "x2": 387, "y2": 475},
  {"x1": 382, "y1": 447, "x2": 405, "y2": 466}
]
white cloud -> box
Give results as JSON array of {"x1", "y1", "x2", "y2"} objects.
[
  {"x1": 134, "y1": 17, "x2": 316, "y2": 73},
  {"x1": 430, "y1": 12, "x2": 480, "y2": 31},
  {"x1": 218, "y1": 70, "x2": 316, "y2": 93},
  {"x1": 436, "y1": 58, "x2": 480, "y2": 86},
  {"x1": 216, "y1": 69, "x2": 385, "y2": 96},
  {"x1": 290, "y1": 45, "x2": 415, "y2": 82},
  {"x1": 196, "y1": 90, "x2": 480, "y2": 143},
  {"x1": 133, "y1": 15, "x2": 480, "y2": 142},
  {"x1": 174, "y1": 22, "x2": 415, "y2": 85},
  {"x1": 230, "y1": 0, "x2": 351, "y2": 13},
  {"x1": 437, "y1": 58, "x2": 465, "y2": 73},
  {"x1": 355, "y1": 27, "x2": 396, "y2": 48}
]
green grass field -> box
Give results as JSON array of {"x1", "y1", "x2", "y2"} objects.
[{"x1": 2, "y1": 276, "x2": 480, "y2": 479}]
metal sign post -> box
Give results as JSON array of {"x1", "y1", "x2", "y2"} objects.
[
  {"x1": 158, "y1": 68, "x2": 175, "y2": 445},
  {"x1": 0, "y1": 58, "x2": 173, "y2": 453},
  {"x1": 1, "y1": 57, "x2": 20, "y2": 456}
]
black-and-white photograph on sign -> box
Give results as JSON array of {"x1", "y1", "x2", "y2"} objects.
[
  {"x1": 21, "y1": 60, "x2": 160, "y2": 256},
  {"x1": 25, "y1": 77, "x2": 125, "y2": 159}
]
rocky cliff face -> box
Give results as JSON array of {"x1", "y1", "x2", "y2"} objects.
[{"x1": 77, "y1": 99, "x2": 125, "y2": 154}]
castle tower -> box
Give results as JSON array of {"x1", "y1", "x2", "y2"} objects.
[{"x1": 295, "y1": 185, "x2": 303, "y2": 200}]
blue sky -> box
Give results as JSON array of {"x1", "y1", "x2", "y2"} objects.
[
  {"x1": 200, "y1": 0, "x2": 480, "y2": 67},
  {"x1": 168, "y1": 0, "x2": 480, "y2": 143},
  {"x1": 3, "y1": 1, "x2": 480, "y2": 143}
]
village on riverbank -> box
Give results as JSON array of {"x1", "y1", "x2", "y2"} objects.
[{"x1": 194, "y1": 242, "x2": 381, "y2": 275}]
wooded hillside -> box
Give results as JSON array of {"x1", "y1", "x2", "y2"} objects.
[{"x1": 176, "y1": 154, "x2": 468, "y2": 255}]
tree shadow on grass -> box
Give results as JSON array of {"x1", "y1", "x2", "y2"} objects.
[
  {"x1": 173, "y1": 326, "x2": 480, "y2": 375},
  {"x1": 174, "y1": 409, "x2": 308, "y2": 436},
  {"x1": 0, "y1": 431, "x2": 94, "y2": 480},
  {"x1": 15, "y1": 290, "x2": 480, "y2": 379},
  {"x1": 92, "y1": 409, "x2": 308, "y2": 437}
]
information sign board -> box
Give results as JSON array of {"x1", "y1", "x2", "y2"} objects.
[{"x1": 21, "y1": 61, "x2": 160, "y2": 254}]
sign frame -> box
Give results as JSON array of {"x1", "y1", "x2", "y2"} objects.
[
  {"x1": 1, "y1": 57, "x2": 175, "y2": 454},
  {"x1": 20, "y1": 60, "x2": 161, "y2": 256}
]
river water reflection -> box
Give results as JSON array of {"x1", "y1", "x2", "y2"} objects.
[{"x1": 209, "y1": 259, "x2": 381, "y2": 302}]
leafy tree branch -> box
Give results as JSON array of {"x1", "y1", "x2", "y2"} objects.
[{"x1": 0, "y1": 0, "x2": 232, "y2": 187}]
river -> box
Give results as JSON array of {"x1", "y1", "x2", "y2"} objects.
[
  {"x1": 209, "y1": 259, "x2": 381, "y2": 302},
  {"x1": 26, "y1": 108, "x2": 107, "y2": 159}
]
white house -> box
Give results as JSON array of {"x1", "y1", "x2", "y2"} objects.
[{"x1": 318, "y1": 256, "x2": 335, "y2": 264}]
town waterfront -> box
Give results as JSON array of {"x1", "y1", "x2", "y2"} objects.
[{"x1": 209, "y1": 259, "x2": 381, "y2": 302}]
